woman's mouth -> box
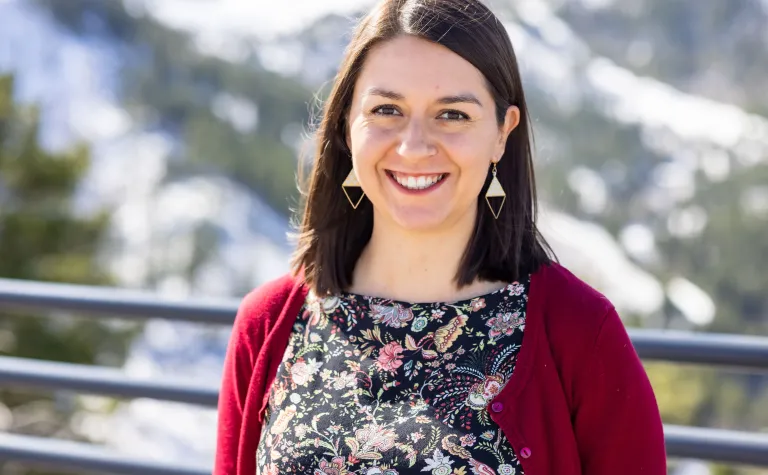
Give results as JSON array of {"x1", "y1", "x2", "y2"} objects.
[{"x1": 387, "y1": 171, "x2": 447, "y2": 192}]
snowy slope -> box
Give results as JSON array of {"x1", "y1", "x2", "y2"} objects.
[{"x1": 0, "y1": 0, "x2": 291, "y2": 468}]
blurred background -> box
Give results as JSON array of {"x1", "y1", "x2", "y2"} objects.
[{"x1": 0, "y1": 0, "x2": 766, "y2": 474}]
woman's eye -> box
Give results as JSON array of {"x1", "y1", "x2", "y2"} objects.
[
  {"x1": 438, "y1": 110, "x2": 470, "y2": 121},
  {"x1": 371, "y1": 105, "x2": 400, "y2": 116}
]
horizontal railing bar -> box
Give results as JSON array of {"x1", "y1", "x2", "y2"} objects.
[
  {"x1": 665, "y1": 424, "x2": 768, "y2": 466},
  {"x1": 630, "y1": 329, "x2": 768, "y2": 371},
  {"x1": 0, "y1": 356, "x2": 219, "y2": 407},
  {"x1": 0, "y1": 278, "x2": 239, "y2": 324},
  {"x1": 0, "y1": 432, "x2": 210, "y2": 475},
  {"x1": 1, "y1": 426, "x2": 766, "y2": 473},
  {"x1": 1, "y1": 278, "x2": 767, "y2": 370}
]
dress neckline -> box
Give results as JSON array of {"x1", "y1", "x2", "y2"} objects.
[{"x1": 338, "y1": 277, "x2": 529, "y2": 308}]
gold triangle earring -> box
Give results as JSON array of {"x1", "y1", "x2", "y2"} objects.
[
  {"x1": 485, "y1": 161, "x2": 505, "y2": 219},
  {"x1": 342, "y1": 168, "x2": 365, "y2": 209}
]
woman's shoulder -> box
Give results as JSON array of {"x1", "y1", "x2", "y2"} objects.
[
  {"x1": 233, "y1": 273, "x2": 307, "y2": 337},
  {"x1": 240, "y1": 273, "x2": 302, "y2": 313},
  {"x1": 531, "y1": 262, "x2": 639, "y2": 400},
  {"x1": 531, "y1": 261, "x2": 618, "y2": 340}
]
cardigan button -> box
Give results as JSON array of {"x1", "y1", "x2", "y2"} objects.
[
  {"x1": 490, "y1": 401, "x2": 504, "y2": 413},
  {"x1": 520, "y1": 447, "x2": 532, "y2": 459}
]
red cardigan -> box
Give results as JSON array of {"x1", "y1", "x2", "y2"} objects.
[{"x1": 214, "y1": 262, "x2": 666, "y2": 475}]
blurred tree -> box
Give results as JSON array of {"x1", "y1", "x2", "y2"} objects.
[
  {"x1": 39, "y1": 0, "x2": 312, "y2": 218},
  {"x1": 536, "y1": 3, "x2": 768, "y2": 472},
  {"x1": 0, "y1": 74, "x2": 140, "y2": 475}
]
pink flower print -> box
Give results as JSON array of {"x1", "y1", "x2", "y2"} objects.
[
  {"x1": 354, "y1": 423, "x2": 398, "y2": 452},
  {"x1": 371, "y1": 303, "x2": 414, "y2": 328},
  {"x1": 486, "y1": 310, "x2": 523, "y2": 339},
  {"x1": 263, "y1": 463, "x2": 279, "y2": 475},
  {"x1": 509, "y1": 282, "x2": 525, "y2": 296},
  {"x1": 289, "y1": 358, "x2": 322, "y2": 387},
  {"x1": 376, "y1": 341, "x2": 404, "y2": 374},
  {"x1": 314, "y1": 456, "x2": 347, "y2": 475},
  {"x1": 290, "y1": 361, "x2": 311, "y2": 386},
  {"x1": 481, "y1": 376, "x2": 504, "y2": 399},
  {"x1": 332, "y1": 371, "x2": 357, "y2": 390},
  {"x1": 430, "y1": 309, "x2": 446, "y2": 321},
  {"x1": 460, "y1": 434, "x2": 476, "y2": 447},
  {"x1": 470, "y1": 298, "x2": 486, "y2": 312}
]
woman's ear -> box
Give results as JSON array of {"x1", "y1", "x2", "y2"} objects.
[
  {"x1": 344, "y1": 112, "x2": 353, "y2": 152},
  {"x1": 495, "y1": 105, "x2": 520, "y2": 158}
]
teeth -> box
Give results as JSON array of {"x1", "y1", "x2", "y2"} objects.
[{"x1": 393, "y1": 173, "x2": 444, "y2": 190}]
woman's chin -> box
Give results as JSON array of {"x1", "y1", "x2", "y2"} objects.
[{"x1": 384, "y1": 206, "x2": 459, "y2": 233}]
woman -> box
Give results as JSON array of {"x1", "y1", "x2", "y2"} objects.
[{"x1": 215, "y1": 0, "x2": 666, "y2": 473}]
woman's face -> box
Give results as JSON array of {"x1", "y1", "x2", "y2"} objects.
[{"x1": 347, "y1": 35, "x2": 519, "y2": 233}]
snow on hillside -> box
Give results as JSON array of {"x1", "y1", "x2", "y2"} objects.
[{"x1": 1, "y1": 0, "x2": 290, "y2": 469}]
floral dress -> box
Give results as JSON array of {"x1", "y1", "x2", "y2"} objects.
[{"x1": 256, "y1": 277, "x2": 530, "y2": 475}]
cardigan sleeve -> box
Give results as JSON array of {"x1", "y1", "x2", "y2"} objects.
[
  {"x1": 214, "y1": 289, "x2": 260, "y2": 475},
  {"x1": 571, "y1": 306, "x2": 667, "y2": 474},
  {"x1": 214, "y1": 275, "x2": 297, "y2": 475},
  {"x1": 213, "y1": 274, "x2": 304, "y2": 475}
]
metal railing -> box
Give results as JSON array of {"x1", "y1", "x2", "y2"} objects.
[{"x1": 0, "y1": 277, "x2": 767, "y2": 474}]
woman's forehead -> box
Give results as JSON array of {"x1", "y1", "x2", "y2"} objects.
[{"x1": 354, "y1": 37, "x2": 490, "y2": 102}]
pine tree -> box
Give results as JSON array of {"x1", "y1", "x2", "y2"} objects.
[{"x1": 0, "y1": 74, "x2": 140, "y2": 474}]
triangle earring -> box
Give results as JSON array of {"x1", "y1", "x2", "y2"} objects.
[
  {"x1": 342, "y1": 168, "x2": 365, "y2": 209},
  {"x1": 485, "y1": 162, "x2": 505, "y2": 219}
]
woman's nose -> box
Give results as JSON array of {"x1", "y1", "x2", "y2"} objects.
[{"x1": 397, "y1": 120, "x2": 436, "y2": 160}]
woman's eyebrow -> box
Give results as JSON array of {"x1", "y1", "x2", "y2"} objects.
[
  {"x1": 363, "y1": 88, "x2": 483, "y2": 107},
  {"x1": 364, "y1": 87, "x2": 404, "y2": 101},
  {"x1": 436, "y1": 94, "x2": 482, "y2": 107}
]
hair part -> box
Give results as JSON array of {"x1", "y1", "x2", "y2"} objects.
[{"x1": 291, "y1": 0, "x2": 556, "y2": 296}]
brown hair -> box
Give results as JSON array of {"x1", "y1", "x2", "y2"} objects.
[{"x1": 291, "y1": 0, "x2": 555, "y2": 296}]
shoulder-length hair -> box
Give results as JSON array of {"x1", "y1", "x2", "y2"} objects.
[{"x1": 291, "y1": 0, "x2": 555, "y2": 296}]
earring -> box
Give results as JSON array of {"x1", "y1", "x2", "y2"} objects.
[
  {"x1": 342, "y1": 168, "x2": 365, "y2": 209},
  {"x1": 485, "y1": 162, "x2": 505, "y2": 219}
]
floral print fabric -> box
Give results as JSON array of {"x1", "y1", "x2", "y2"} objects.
[{"x1": 256, "y1": 277, "x2": 529, "y2": 475}]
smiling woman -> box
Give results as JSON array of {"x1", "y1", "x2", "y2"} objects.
[
  {"x1": 293, "y1": 0, "x2": 551, "y2": 301},
  {"x1": 215, "y1": 1, "x2": 667, "y2": 474}
]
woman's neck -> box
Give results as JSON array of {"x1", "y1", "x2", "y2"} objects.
[{"x1": 349, "y1": 210, "x2": 505, "y2": 303}]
